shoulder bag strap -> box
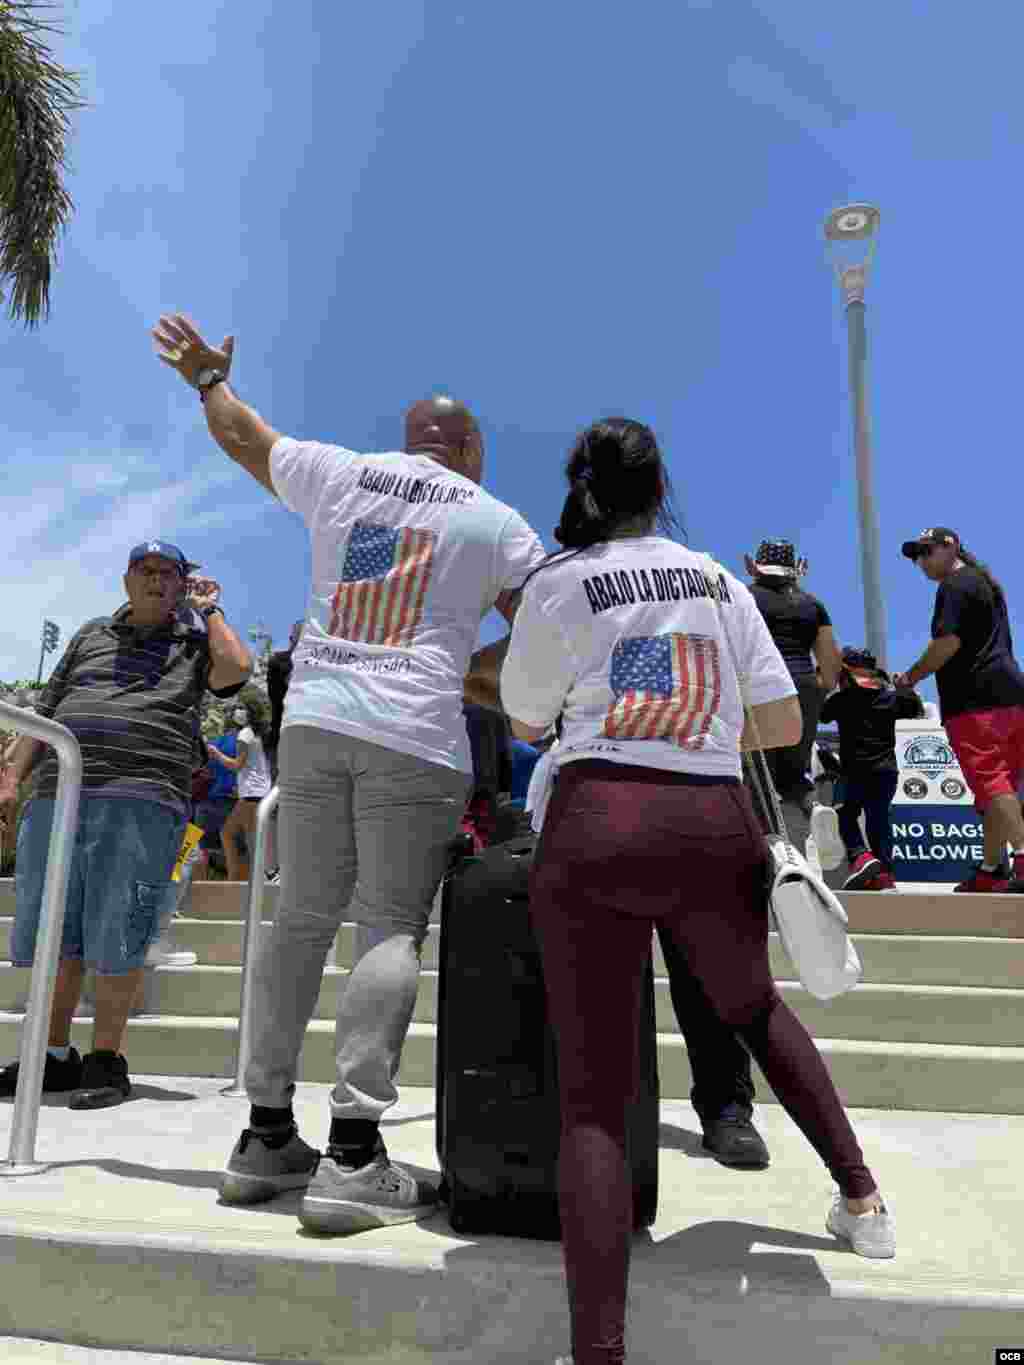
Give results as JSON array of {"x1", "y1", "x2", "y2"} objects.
[{"x1": 700, "y1": 554, "x2": 789, "y2": 842}]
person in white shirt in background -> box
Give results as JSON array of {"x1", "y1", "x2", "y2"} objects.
[
  {"x1": 498, "y1": 416, "x2": 895, "y2": 1365},
  {"x1": 152, "y1": 313, "x2": 546, "y2": 1236},
  {"x1": 207, "y1": 700, "x2": 272, "y2": 882}
]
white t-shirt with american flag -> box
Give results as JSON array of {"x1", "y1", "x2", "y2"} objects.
[
  {"x1": 501, "y1": 537, "x2": 796, "y2": 779},
  {"x1": 271, "y1": 437, "x2": 546, "y2": 773}
]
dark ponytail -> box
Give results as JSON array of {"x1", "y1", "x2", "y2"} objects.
[
  {"x1": 553, "y1": 417, "x2": 684, "y2": 551},
  {"x1": 554, "y1": 469, "x2": 611, "y2": 550},
  {"x1": 958, "y1": 547, "x2": 1005, "y2": 610},
  {"x1": 518, "y1": 418, "x2": 686, "y2": 595}
]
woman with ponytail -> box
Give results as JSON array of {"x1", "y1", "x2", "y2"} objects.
[
  {"x1": 502, "y1": 418, "x2": 896, "y2": 1365},
  {"x1": 897, "y1": 526, "x2": 1024, "y2": 892}
]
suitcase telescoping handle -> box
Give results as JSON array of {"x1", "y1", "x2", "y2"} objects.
[{"x1": 503, "y1": 837, "x2": 534, "y2": 860}]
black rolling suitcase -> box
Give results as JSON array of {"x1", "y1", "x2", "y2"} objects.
[{"x1": 436, "y1": 834, "x2": 659, "y2": 1238}]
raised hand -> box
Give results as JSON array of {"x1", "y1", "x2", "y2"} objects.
[
  {"x1": 152, "y1": 313, "x2": 234, "y2": 388},
  {"x1": 185, "y1": 576, "x2": 222, "y2": 613}
]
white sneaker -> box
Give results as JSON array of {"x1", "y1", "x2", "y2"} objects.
[
  {"x1": 298, "y1": 1147, "x2": 438, "y2": 1234},
  {"x1": 810, "y1": 804, "x2": 846, "y2": 871},
  {"x1": 146, "y1": 931, "x2": 197, "y2": 967},
  {"x1": 826, "y1": 1194, "x2": 896, "y2": 1258}
]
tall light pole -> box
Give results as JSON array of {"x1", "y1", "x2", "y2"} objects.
[
  {"x1": 248, "y1": 622, "x2": 272, "y2": 679},
  {"x1": 824, "y1": 203, "x2": 886, "y2": 669},
  {"x1": 36, "y1": 619, "x2": 60, "y2": 686}
]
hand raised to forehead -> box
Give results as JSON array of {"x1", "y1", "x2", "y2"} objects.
[{"x1": 186, "y1": 577, "x2": 221, "y2": 610}]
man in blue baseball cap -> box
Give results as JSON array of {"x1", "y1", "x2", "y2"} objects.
[
  {"x1": 126, "y1": 539, "x2": 199, "y2": 576},
  {"x1": 0, "y1": 542, "x2": 253, "y2": 1108}
]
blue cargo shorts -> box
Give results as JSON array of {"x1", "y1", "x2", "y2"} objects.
[{"x1": 12, "y1": 797, "x2": 186, "y2": 976}]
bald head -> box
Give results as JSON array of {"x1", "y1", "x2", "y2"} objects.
[{"x1": 404, "y1": 395, "x2": 483, "y2": 484}]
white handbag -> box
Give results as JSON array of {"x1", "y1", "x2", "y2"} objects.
[
  {"x1": 525, "y1": 742, "x2": 559, "y2": 833},
  {"x1": 703, "y1": 556, "x2": 862, "y2": 1001}
]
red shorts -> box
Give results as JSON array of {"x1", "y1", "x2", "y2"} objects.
[{"x1": 944, "y1": 705, "x2": 1024, "y2": 810}]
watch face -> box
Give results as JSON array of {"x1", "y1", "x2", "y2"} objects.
[{"x1": 197, "y1": 368, "x2": 219, "y2": 387}]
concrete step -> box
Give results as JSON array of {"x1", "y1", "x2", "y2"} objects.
[
  {"x1": 2, "y1": 1011, "x2": 1023, "y2": 1113},
  {"x1": 5, "y1": 916, "x2": 1024, "y2": 990},
  {"x1": 4, "y1": 961, "x2": 1021, "y2": 1050},
  {"x1": 6, "y1": 876, "x2": 1024, "y2": 936},
  {"x1": 0, "y1": 1344, "x2": 253, "y2": 1365},
  {"x1": 1, "y1": 1078, "x2": 1022, "y2": 1364}
]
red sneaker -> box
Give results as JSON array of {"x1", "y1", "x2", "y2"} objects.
[
  {"x1": 843, "y1": 850, "x2": 883, "y2": 891},
  {"x1": 954, "y1": 866, "x2": 1010, "y2": 893},
  {"x1": 858, "y1": 874, "x2": 888, "y2": 892},
  {"x1": 876, "y1": 870, "x2": 898, "y2": 892}
]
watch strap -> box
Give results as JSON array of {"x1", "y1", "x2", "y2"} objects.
[
  {"x1": 199, "y1": 604, "x2": 224, "y2": 621},
  {"x1": 198, "y1": 372, "x2": 227, "y2": 403}
]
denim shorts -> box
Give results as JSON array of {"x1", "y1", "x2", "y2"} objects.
[{"x1": 12, "y1": 797, "x2": 186, "y2": 975}]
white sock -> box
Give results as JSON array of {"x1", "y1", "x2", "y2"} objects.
[{"x1": 47, "y1": 1044, "x2": 71, "y2": 1061}]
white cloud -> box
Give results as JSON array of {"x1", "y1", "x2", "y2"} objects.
[{"x1": 0, "y1": 395, "x2": 256, "y2": 680}]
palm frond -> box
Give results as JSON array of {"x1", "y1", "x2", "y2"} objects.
[{"x1": 0, "y1": 1, "x2": 84, "y2": 325}]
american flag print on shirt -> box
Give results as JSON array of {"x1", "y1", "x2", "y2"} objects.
[
  {"x1": 604, "y1": 633, "x2": 722, "y2": 749},
  {"x1": 328, "y1": 520, "x2": 435, "y2": 648}
]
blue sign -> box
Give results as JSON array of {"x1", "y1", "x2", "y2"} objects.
[
  {"x1": 888, "y1": 807, "x2": 983, "y2": 883},
  {"x1": 891, "y1": 721, "x2": 978, "y2": 883}
]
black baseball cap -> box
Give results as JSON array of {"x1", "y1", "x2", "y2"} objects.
[
  {"x1": 127, "y1": 541, "x2": 198, "y2": 576},
  {"x1": 900, "y1": 527, "x2": 960, "y2": 561}
]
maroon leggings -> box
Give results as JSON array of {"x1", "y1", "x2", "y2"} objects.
[{"x1": 529, "y1": 761, "x2": 876, "y2": 1365}]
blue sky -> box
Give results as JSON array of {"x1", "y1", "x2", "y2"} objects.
[{"x1": 3, "y1": 0, "x2": 1021, "y2": 706}]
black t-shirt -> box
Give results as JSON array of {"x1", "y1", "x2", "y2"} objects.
[
  {"x1": 749, "y1": 581, "x2": 831, "y2": 678},
  {"x1": 266, "y1": 649, "x2": 294, "y2": 751},
  {"x1": 820, "y1": 684, "x2": 922, "y2": 773},
  {"x1": 931, "y1": 567, "x2": 1024, "y2": 719},
  {"x1": 463, "y1": 703, "x2": 512, "y2": 797}
]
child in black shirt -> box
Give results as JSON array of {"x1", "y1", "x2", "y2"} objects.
[{"x1": 820, "y1": 648, "x2": 924, "y2": 890}]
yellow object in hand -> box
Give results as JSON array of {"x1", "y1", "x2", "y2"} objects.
[{"x1": 172, "y1": 822, "x2": 205, "y2": 882}]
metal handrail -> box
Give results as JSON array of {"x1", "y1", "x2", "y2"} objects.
[
  {"x1": 0, "y1": 701, "x2": 82, "y2": 1175},
  {"x1": 222, "y1": 784, "x2": 278, "y2": 1096}
]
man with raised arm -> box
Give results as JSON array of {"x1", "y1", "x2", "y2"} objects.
[{"x1": 152, "y1": 314, "x2": 546, "y2": 1234}]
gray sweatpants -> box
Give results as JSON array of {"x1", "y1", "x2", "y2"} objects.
[{"x1": 245, "y1": 725, "x2": 471, "y2": 1120}]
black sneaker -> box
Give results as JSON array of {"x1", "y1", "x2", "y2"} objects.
[
  {"x1": 68, "y1": 1050, "x2": 131, "y2": 1110},
  {"x1": 0, "y1": 1046, "x2": 83, "y2": 1097},
  {"x1": 1005, "y1": 854, "x2": 1024, "y2": 894},
  {"x1": 701, "y1": 1104, "x2": 771, "y2": 1169}
]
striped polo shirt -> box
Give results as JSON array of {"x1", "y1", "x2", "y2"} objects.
[{"x1": 32, "y1": 605, "x2": 244, "y2": 816}]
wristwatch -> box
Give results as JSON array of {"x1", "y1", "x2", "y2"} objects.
[
  {"x1": 199, "y1": 604, "x2": 224, "y2": 621},
  {"x1": 197, "y1": 368, "x2": 227, "y2": 401}
]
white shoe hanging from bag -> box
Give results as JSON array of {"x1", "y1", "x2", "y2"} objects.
[
  {"x1": 804, "y1": 834, "x2": 823, "y2": 878},
  {"x1": 810, "y1": 803, "x2": 846, "y2": 871}
]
